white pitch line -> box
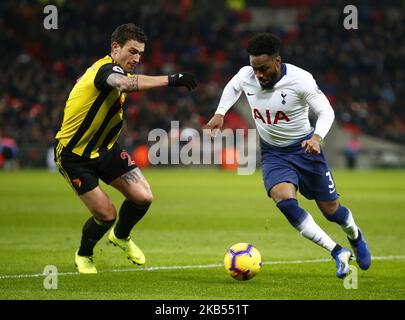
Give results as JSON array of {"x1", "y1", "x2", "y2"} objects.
[{"x1": 0, "y1": 255, "x2": 404, "y2": 280}]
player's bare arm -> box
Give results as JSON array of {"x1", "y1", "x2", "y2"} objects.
[
  {"x1": 302, "y1": 134, "x2": 322, "y2": 155},
  {"x1": 107, "y1": 72, "x2": 197, "y2": 92},
  {"x1": 107, "y1": 73, "x2": 167, "y2": 92}
]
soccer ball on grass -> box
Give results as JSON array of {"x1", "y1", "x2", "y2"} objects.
[{"x1": 224, "y1": 243, "x2": 262, "y2": 280}]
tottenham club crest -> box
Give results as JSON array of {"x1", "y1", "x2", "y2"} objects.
[{"x1": 281, "y1": 91, "x2": 287, "y2": 105}]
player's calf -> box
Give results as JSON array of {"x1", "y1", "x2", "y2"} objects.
[
  {"x1": 78, "y1": 217, "x2": 116, "y2": 257},
  {"x1": 276, "y1": 198, "x2": 337, "y2": 252},
  {"x1": 113, "y1": 200, "x2": 151, "y2": 239},
  {"x1": 320, "y1": 202, "x2": 359, "y2": 241}
]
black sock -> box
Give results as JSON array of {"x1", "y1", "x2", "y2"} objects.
[
  {"x1": 78, "y1": 217, "x2": 115, "y2": 256},
  {"x1": 331, "y1": 244, "x2": 343, "y2": 257},
  {"x1": 114, "y1": 200, "x2": 151, "y2": 239}
]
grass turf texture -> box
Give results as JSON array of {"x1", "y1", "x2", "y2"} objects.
[{"x1": 0, "y1": 169, "x2": 404, "y2": 299}]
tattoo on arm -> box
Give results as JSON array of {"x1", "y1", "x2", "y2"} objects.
[
  {"x1": 106, "y1": 73, "x2": 139, "y2": 92},
  {"x1": 126, "y1": 75, "x2": 139, "y2": 91},
  {"x1": 120, "y1": 170, "x2": 142, "y2": 185}
]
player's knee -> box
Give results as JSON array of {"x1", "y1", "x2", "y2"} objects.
[
  {"x1": 269, "y1": 183, "x2": 296, "y2": 203},
  {"x1": 92, "y1": 200, "x2": 117, "y2": 221},
  {"x1": 140, "y1": 192, "x2": 153, "y2": 205},
  {"x1": 318, "y1": 200, "x2": 339, "y2": 216},
  {"x1": 133, "y1": 189, "x2": 153, "y2": 205}
]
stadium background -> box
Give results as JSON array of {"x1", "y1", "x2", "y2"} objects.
[
  {"x1": 1, "y1": 0, "x2": 405, "y2": 302},
  {"x1": 1, "y1": 0, "x2": 404, "y2": 170}
]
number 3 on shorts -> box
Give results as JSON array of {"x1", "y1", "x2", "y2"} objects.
[{"x1": 326, "y1": 171, "x2": 336, "y2": 193}]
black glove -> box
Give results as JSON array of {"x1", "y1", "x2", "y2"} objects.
[{"x1": 168, "y1": 72, "x2": 197, "y2": 90}]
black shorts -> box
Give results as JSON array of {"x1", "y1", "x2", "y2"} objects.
[{"x1": 54, "y1": 141, "x2": 137, "y2": 195}]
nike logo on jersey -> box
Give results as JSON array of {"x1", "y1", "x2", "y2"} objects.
[{"x1": 247, "y1": 92, "x2": 255, "y2": 96}]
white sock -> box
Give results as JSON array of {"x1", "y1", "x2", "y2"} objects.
[
  {"x1": 296, "y1": 212, "x2": 337, "y2": 252},
  {"x1": 341, "y1": 209, "x2": 359, "y2": 240}
]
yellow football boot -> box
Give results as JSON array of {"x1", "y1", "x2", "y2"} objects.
[
  {"x1": 75, "y1": 251, "x2": 97, "y2": 274},
  {"x1": 108, "y1": 229, "x2": 146, "y2": 265}
]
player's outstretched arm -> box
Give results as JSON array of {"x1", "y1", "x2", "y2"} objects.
[
  {"x1": 107, "y1": 72, "x2": 197, "y2": 92},
  {"x1": 203, "y1": 71, "x2": 243, "y2": 137}
]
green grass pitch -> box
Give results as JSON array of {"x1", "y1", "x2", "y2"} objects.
[{"x1": 0, "y1": 168, "x2": 404, "y2": 300}]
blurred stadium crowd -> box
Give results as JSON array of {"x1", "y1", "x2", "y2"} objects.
[{"x1": 0, "y1": 0, "x2": 404, "y2": 167}]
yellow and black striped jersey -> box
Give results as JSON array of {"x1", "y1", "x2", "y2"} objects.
[{"x1": 56, "y1": 55, "x2": 127, "y2": 158}]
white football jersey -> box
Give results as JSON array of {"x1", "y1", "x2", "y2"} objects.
[{"x1": 215, "y1": 63, "x2": 335, "y2": 147}]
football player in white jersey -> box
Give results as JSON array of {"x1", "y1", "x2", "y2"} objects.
[{"x1": 206, "y1": 33, "x2": 371, "y2": 278}]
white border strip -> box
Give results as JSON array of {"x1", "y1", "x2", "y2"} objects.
[{"x1": 1, "y1": 255, "x2": 404, "y2": 280}]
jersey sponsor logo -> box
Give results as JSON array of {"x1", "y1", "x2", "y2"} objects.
[
  {"x1": 252, "y1": 108, "x2": 290, "y2": 125},
  {"x1": 113, "y1": 66, "x2": 124, "y2": 74}
]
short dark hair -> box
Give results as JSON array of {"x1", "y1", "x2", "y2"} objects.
[
  {"x1": 111, "y1": 23, "x2": 148, "y2": 47},
  {"x1": 247, "y1": 33, "x2": 281, "y2": 56}
]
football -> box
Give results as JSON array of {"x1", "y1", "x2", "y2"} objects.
[{"x1": 224, "y1": 243, "x2": 262, "y2": 280}]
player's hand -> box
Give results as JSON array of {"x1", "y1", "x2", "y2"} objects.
[
  {"x1": 204, "y1": 114, "x2": 224, "y2": 138},
  {"x1": 301, "y1": 135, "x2": 322, "y2": 155},
  {"x1": 168, "y1": 72, "x2": 197, "y2": 90}
]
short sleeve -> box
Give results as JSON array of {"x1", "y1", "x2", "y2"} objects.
[{"x1": 94, "y1": 63, "x2": 125, "y2": 90}]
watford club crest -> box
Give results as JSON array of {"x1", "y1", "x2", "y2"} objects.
[{"x1": 72, "y1": 178, "x2": 82, "y2": 189}]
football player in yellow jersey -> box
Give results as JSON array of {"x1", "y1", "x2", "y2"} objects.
[{"x1": 54, "y1": 23, "x2": 197, "y2": 273}]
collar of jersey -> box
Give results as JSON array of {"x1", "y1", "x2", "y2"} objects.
[
  {"x1": 276, "y1": 63, "x2": 287, "y2": 84},
  {"x1": 107, "y1": 54, "x2": 115, "y2": 63},
  {"x1": 106, "y1": 54, "x2": 131, "y2": 76}
]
